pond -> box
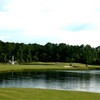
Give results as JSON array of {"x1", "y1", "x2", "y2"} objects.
[{"x1": 0, "y1": 70, "x2": 100, "y2": 93}]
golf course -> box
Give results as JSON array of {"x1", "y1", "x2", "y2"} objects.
[
  {"x1": 0, "y1": 62, "x2": 100, "y2": 100},
  {"x1": 0, "y1": 0, "x2": 100, "y2": 99}
]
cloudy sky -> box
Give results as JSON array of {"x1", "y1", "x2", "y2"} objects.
[{"x1": 0, "y1": 0, "x2": 100, "y2": 47}]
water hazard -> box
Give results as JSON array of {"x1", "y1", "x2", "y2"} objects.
[{"x1": 0, "y1": 70, "x2": 100, "y2": 93}]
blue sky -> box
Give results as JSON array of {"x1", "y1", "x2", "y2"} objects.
[
  {"x1": 0, "y1": 0, "x2": 6, "y2": 11},
  {"x1": 0, "y1": 0, "x2": 100, "y2": 47}
]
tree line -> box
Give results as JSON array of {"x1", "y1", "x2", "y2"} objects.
[{"x1": 0, "y1": 40, "x2": 100, "y2": 65}]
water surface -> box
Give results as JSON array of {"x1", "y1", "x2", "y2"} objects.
[{"x1": 0, "y1": 70, "x2": 100, "y2": 93}]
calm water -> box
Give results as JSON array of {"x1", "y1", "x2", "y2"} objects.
[{"x1": 0, "y1": 70, "x2": 100, "y2": 93}]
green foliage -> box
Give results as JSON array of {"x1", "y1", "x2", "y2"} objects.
[{"x1": 0, "y1": 41, "x2": 100, "y2": 64}]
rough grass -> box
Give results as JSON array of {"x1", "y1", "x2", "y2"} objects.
[{"x1": 0, "y1": 88, "x2": 100, "y2": 100}]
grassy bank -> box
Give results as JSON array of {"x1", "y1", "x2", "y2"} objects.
[
  {"x1": 0, "y1": 62, "x2": 100, "y2": 73},
  {"x1": 0, "y1": 63, "x2": 71, "y2": 73},
  {"x1": 0, "y1": 88, "x2": 100, "y2": 100}
]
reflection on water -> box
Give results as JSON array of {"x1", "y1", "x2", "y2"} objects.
[{"x1": 0, "y1": 70, "x2": 100, "y2": 93}]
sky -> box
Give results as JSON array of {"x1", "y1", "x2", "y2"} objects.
[{"x1": 0, "y1": 0, "x2": 100, "y2": 47}]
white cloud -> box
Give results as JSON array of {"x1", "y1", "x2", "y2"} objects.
[
  {"x1": 0, "y1": 0, "x2": 100, "y2": 47},
  {"x1": 57, "y1": 29, "x2": 100, "y2": 47},
  {"x1": 0, "y1": 35, "x2": 10, "y2": 41}
]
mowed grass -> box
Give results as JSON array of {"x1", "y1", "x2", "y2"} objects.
[
  {"x1": 0, "y1": 63, "x2": 71, "y2": 73},
  {"x1": 0, "y1": 62, "x2": 100, "y2": 73},
  {"x1": 0, "y1": 88, "x2": 100, "y2": 100}
]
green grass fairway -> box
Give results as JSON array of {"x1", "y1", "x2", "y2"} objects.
[
  {"x1": 0, "y1": 88, "x2": 100, "y2": 100},
  {"x1": 0, "y1": 62, "x2": 100, "y2": 73},
  {"x1": 0, "y1": 63, "x2": 78, "y2": 73}
]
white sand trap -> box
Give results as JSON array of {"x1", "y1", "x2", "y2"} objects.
[{"x1": 64, "y1": 66, "x2": 73, "y2": 68}]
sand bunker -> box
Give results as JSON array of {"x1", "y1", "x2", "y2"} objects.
[{"x1": 64, "y1": 66, "x2": 73, "y2": 68}]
